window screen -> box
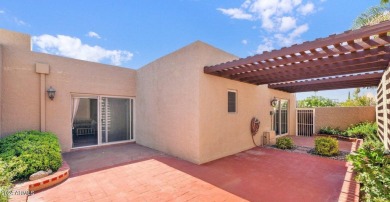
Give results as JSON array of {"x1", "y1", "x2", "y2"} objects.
[{"x1": 228, "y1": 91, "x2": 236, "y2": 113}]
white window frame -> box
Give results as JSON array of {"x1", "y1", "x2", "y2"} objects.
[
  {"x1": 273, "y1": 98, "x2": 289, "y2": 136},
  {"x1": 70, "y1": 93, "x2": 136, "y2": 149}
]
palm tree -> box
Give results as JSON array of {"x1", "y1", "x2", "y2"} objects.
[{"x1": 352, "y1": 3, "x2": 390, "y2": 29}]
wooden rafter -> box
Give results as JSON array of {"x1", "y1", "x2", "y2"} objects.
[
  {"x1": 268, "y1": 72, "x2": 382, "y2": 93},
  {"x1": 203, "y1": 20, "x2": 390, "y2": 92}
]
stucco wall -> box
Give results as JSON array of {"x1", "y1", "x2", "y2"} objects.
[
  {"x1": 314, "y1": 106, "x2": 376, "y2": 132},
  {"x1": 136, "y1": 42, "x2": 204, "y2": 163},
  {"x1": 1, "y1": 31, "x2": 136, "y2": 151},
  {"x1": 137, "y1": 41, "x2": 296, "y2": 164},
  {"x1": 0, "y1": 29, "x2": 31, "y2": 51},
  {"x1": 199, "y1": 75, "x2": 296, "y2": 163}
]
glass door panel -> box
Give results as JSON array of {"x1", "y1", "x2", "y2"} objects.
[
  {"x1": 280, "y1": 100, "x2": 288, "y2": 134},
  {"x1": 101, "y1": 97, "x2": 133, "y2": 143},
  {"x1": 72, "y1": 97, "x2": 98, "y2": 147},
  {"x1": 273, "y1": 99, "x2": 289, "y2": 135}
]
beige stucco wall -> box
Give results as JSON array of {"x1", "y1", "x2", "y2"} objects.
[
  {"x1": 1, "y1": 30, "x2": 137, "y2": 151},
  {"x1": 137, "y1": 41, "x2": 296, "y2": 164},
  {"x1": 314, "y1": 106, "x2": 376, "y2": 132},
  {"x1": 136, "y1": 42, "x2": 203, "y2": 163},
  {"x1": 2, "y1": 28, "x2": 297, "y2": 163},
  {"x1": 199, "y1": 72, "x2": 296, "y2": 163},
  {"x1": 0, "y1": 29, "x2": 31, "y2": 51}
]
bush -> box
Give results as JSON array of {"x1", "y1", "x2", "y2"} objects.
[
  {"x1": 0, "y1": 159, "x2": 13, "y2": 201},
  {"x1": 345, "y1": 122, "x2": 378, "y2": 141},
  {"x1": 314, "y1": 137, "x2": 339, "y2": 156},
  {"x1": 319, "y1": 126, "x2": 343, "y2": 135},
  {"x1": 0, "y1": 131, "x2": 62, "y2": 180},
  {"x1": 347, "y1": 141, "x2": 390, "y2": 201},
  {"x1": 0, "y1": 158, "x2": 27, "y2": 201},
  {"x1": 276, "y1": 137, "x2": 294, "y2": 149}
]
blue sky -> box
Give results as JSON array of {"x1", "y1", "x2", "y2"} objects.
[{"x1": 0, "y1": 0, "x2": 381, "y2": 101}]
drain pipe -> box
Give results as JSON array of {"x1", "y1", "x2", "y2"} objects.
[{"x1": 35, "y1": 63, "x2": 50, "y2": 132}]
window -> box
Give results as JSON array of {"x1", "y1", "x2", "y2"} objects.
[
  {"x1": 273, "y1": 99, "x2": 289, "y2": 135},
  {"x1": 228, "y1": 91, "x2": 237, "y2": 113},
  {"x1": 71, "y1": 95, "x2": 135, "y2": 148}
]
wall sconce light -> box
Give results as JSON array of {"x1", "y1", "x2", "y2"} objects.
[
  {"x1": 270, "y1": 97, "x2": 278, "y2": 107},
  {"x1": 47, "y1": 86, "x2": 56, "y2": 100}
]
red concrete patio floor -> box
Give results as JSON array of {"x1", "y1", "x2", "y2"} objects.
[{"x1": 29, "y1": 142, "x2": 350, "y2": 202}]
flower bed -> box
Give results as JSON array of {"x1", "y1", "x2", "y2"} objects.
[{"x1": 0, "y1": 131, "x2": 63, "y2": 201}]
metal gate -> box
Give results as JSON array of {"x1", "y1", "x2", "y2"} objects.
[{"x1": 296, "y1": 109, "x2": 315, "y2": 136}]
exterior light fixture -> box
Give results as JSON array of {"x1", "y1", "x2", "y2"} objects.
[
  {"x1": 47, "y1": 86, "x2": 56, "y2": 100},
  {"x1": 270, "y1": 97, "x2": 278, "y2": 107}
]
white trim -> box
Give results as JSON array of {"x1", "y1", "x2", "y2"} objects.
[
  {"x1": 70, "y1": 95, "x2": 99, "y2": 148},
  {"x1": 274, "y1": 98, "x2": 289, "y2": 136},
  {"x1": 70, "y1": 93, "x2": 136, "y2": 148},
  {"x1": 69, "y1": 140, "x2": 136, "y2": 151}
]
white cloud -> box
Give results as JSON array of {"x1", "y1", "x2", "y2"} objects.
[
  {"x1": 290, "y1": 23, "x2": 308, "y2": 38},
  {"x1": 32, "y1": 34, "x2": 133, "y2": 66},
  {"x1": 218, "y1": 0, "x2": 316, "y2": 53},
  {"x1": 298, "y1": 2, "x2": 315, "y2": 15},
  {"x1": 217, "y1": 8, "x2": 253, "y2": 20},
  {"x1": 14, "y1": 17, "x2": 27, "y2": 26},
  {"x1": 257, "y1": 37, "x2": 275, "y2": 53},
  {"x1": 279, "y1": 16, "x2": 296, "y2": 32},
  {"x1": 274, "y1": 23, "x2": 309, "y2": 46},
  {"x1": 242, "y1": 39, "x2": 248, "y2": 45},
  {"x1": 0, "y1": 10, "x2": 5, "y2": 14},
  {"x1": 87, "y1": 31, "x2": 101, "y2": 39}
]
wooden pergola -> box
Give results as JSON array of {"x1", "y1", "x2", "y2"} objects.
[{"x1": 204, "y1": 21, "x2": 390, "y2": 93}]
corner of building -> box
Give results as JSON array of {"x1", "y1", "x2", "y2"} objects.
[{"x1": 0, "y1": 29, "x2": 31, "y2": 51}]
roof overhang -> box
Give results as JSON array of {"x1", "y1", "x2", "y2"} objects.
[{"x1": 204, "y1": 21, "x2": 390, "y2": 93}]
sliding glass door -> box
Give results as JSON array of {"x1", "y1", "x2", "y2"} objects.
[
  {"x1": 72, "y1": 95, "x2": 134, "y2": 148},
  {"x1": 101, "y1": 97, "x2": 134, "y2": 143},
  {"x1": 71, "y1": 97, "x2": 98, "y2": 147},
  {"x1": 273, "y1": 99, "x2": 289, "y2": 135}
]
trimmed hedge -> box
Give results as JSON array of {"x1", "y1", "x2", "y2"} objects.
[
  {"x1": 0, "y1": 131, "x2": 62, "y2": 180},
  {"x1": 276, "y1": 137, "x2": 294, "y2": 149},
  {"x1": 314, "y1": 137, "x2": 339, "y2": 156}
]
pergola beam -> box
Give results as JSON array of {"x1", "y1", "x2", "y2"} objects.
[
  {"x1": 203, "y1": 20, "x2": 390, "y2": 93},
  {"x1": 204, "y1": 21, "x2": 390, "y2": 73},
  {"x1": 221, "y1": 36, "x2": 390, "y2": 78},
  {"x1": 251, "y1": 60, "x2": 388, "y2": 84},
  {"x1": 268, "y1": 73, "x2": 382, "y2": 93}
]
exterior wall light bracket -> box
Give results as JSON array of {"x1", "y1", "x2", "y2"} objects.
[
  {"x1": 47, "y1": 86, "x2": 56, "y2": 100},
  {"x1": 270, "y1": 97, "x2": 278, "y2": 107}
]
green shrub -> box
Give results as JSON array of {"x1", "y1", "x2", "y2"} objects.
[
  {"x1": 0, "y1": 131, "x2": 62, "y2": 180},
  {"x1": 276, "y1": 137, "x2": 294, "y2": 149},
  {"x1": 345, "y1": 122, "x2": 378, "y2": 141},
  {"x1": 314, "y1": 137, "x2": 339, "y2": 156},
  {"x1": 319, "y1": 126, "x2": 343, "y2": 135},
  {"x1": 347, "y1": 141, "x2": 390, "y2": 202},
  {"x1": 0, "y1": 159, "x2": 13, "y2": 202},
  {"x1": 0, "y1": 158, "x2": 27, "y2": 201}
]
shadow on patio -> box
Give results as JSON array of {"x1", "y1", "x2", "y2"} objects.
[{"x1": 29, "y1": 141, "x2": 351, "y2": 202}]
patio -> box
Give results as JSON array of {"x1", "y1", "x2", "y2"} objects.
[{"x1": 29, "y1": 138, "x2": 354, "y2": 202}]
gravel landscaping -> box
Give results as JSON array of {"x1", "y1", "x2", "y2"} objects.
[{"x1": 265, "y1": 145, "x2": 351, "y2": 161}]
